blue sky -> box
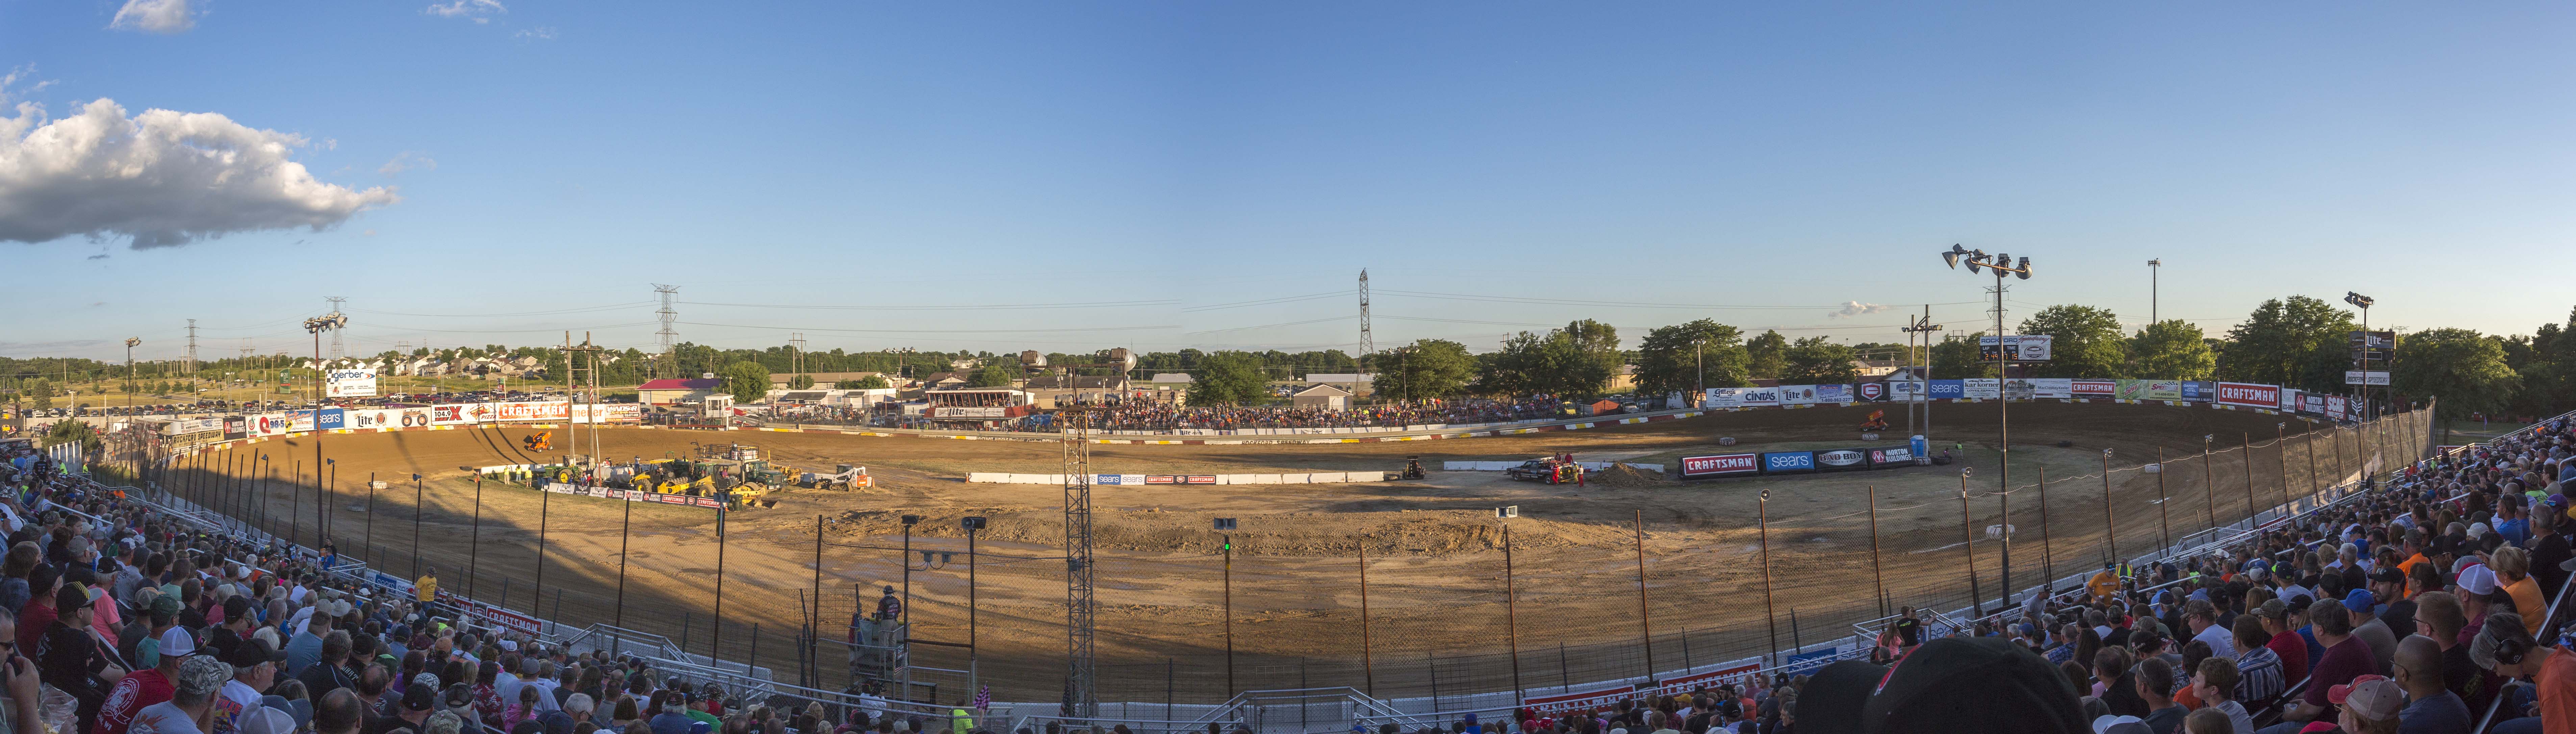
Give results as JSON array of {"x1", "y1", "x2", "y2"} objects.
[{"x1": 4, "y1": 2, "x2": 2572, "y2": 361}]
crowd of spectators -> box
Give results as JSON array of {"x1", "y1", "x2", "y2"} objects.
[
  {"x1": 968, "y1": 397, "x2": 1575, "y2": 433},
  {"x1": 0, "y1": 440, "x2": 984, "y2": 734}
]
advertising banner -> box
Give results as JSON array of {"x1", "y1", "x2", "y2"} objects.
[
  {"x1": 160, "y1": 418, "x2": 224, "y2": 436},
  {"x1": 2303, "y1": 394, "x2": 2327, "y2": 415},
  {"x1": 2143, "y1": 381, "x2": 2184, "y2": 401},
  {"x1": 1978, "y1": 335, "x2": 2055, "y2": 361},
  {"x1": 1776, "y1": 385, "x2": 1824, "y2": 406},
  {"x1": 432, "y1": 405, "x2": 472, "y2": 425},
  {"x1": 316, "y1": 408, "x2": 345, "y2": 430},
  {"x1": 325, "y1": 368, "x2": 378, "y2": 398},
  {"x1": 1815, "y1": 448, "x2": 1869, "y2": 472},
  {"x1": 2345, "y1": 371, "x2": 2390, "y2": 386},
  {"x1": 2280, "y1": 388, "x2": 2302, "y2": 412},
  {"x1": 2071, "y1": 379, "x2": 2116, "y2": 398},
  {"x1": 1928, "y1": 380, "x2": 1965, "y2": 400},
  {"x1": 1885, "y1": 380, "x2": 1926, "y2": 401},
  {"x1": 1855, "y1": 382, "x2": 1891, "y2": 402},
  {"x1": 2180, "y1": 381, "x2": 2216, "y2": 402},
  {"x1": 2114, "y1": 380, "x2": 2151, "y2": 400},
  {"x1": 1678, "y1": 453, "x2": 1762, "y2": 479},
  {"x1": 1761, "y1": 451, "x2": 1816, "y2": 474},
  {"x1": 223, "y1": 417, "x2": 246, "y2": 440},
  {"x1": 2216, "y1": 382, "x2": 2281, "y2": 409},
  {"x1": 1867, "y1": 446, "x2": 1915, "y2": 467},
  {"x1": 1522, "y1": 686, "x2": 1638, "y2": 715},
  {"x1": 2327, "y1": 396, "x2": 2349, "y2": 421},
  {"x1": 1813, "y1": 384, "x2": 1853, "y2": 403},
  {"x1": 1961, "y1": 378, "x2": 2001, "y2": 400},
  {"x1": 934, "y1": 406, "x2": 1007, "y2": 419},
  {"x1": 2022, "y1": 378, "x2": 2073, "y2": 399},
  {"x1": 246, "y1": 413, "x2": 295, "y2": 437},
  {"x1": 1703, "y1": 387, "x2": 1779, "y2": 409},
  {"x1": 346, "y1": 408, "x2": 436, "y2": 430},
  {"x1": 1643, "y1": 664, "x2": 1762, "y2": 698},
  {"x1": 2349, "y1": 330, "x2": 2396, "y2": 362}
]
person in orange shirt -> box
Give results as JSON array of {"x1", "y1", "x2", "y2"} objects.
[
  {"x1": 2468, "y1": 612, "x2": 2570, "y2": 734},
  {"x1": 2088, "y1": 563, "x2": 2123, "y2": 602},
  {"x1": 2395, "y1": 530, "x2": 2430, "y2": 600},
  {"x1": 2493, "y1": 547, "x2": 2549, "y2": 636}
]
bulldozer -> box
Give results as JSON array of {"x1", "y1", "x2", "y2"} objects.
[
  {"x1": 800, "y1": 464, "x2": 872, "y2": 490},
  {"x1": 523, "y1": 431, "x2": 553, "y2": 452}
]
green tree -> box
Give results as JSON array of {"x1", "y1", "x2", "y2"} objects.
[
  {"x1": 26, "y1": 379, "x2": 52, "y2": 411},
  {"x1": 2221, "y1": 296, "x2": 2356, "y2": 392},
  {"x1": 836, "y1": 375, "x2": 892, "y2": 389},
  {"x1": 2393, "y1": 328, "x2": 2519, "y2": 432},
  {"x1": 1745, "y1": 330, "x2": 1789, "y2": 380},
  {"x1": 2018, "y1": 305, "x2": 2128, "y2": 379},
  {"x1": 1471, "y1": 320, "x2": 1623, "y2": 398},
  {"x1": 718, "y1": 362, "x2": 771, "y2": 404},
  {"x1": 43, "y1": 419, "x2": 101, "y2": 458},
  {"x1": 1372, "y1": 339, "x2": 1477, "y2": 401},
  {"x1": 2127, "y1": 320, "x2": 2217, "y2": 380},
  {"x1": 1930, "y1": 333, "x2": 1996, "y2": 378},
  {"x1": 967, "y1": 363, "x2": 1017, "y2": 388},
  {"x1": 1191, "y1": 351, "x2": 1269, "y2": 406},
  {"x1": 1779, "y1": 337, "x2": 1859, "y2": 384},
  {"x1": 787, "y1": 374, "x2": 817, "y2": 390},
  {"x1": 1633, "y1": 320, "x2": 1748, "y2": 396}
]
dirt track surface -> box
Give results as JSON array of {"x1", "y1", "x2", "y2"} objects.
[{"x1": 161, "y1": 402, "x2": 2427, "y2": 705}]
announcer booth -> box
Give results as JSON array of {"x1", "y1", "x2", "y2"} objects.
[{"x1": 923, "y1": 388, "x2": 1035, "y2": 430}]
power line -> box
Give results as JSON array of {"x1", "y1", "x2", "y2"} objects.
[
  {"x1": 1179, "y1": 290, "x2": 1357, "y2": 313},
  {"x1": 676, "y1": 321, "x2": 1175, "y2": 334},
  {"x1": 350, "y1": 302, "x2": 654, "y2": 318},
  {"x1": 679, "y1": 299, "x2": 1174, "y2": 311}
]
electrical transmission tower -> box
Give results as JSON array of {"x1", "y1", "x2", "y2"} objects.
[
  {"x1": 654, "y1": 284, "x2": 681, "y2": 378},
  {"x1": 185, "y1": 320, "x2": 199, "y2": 375},
  {"x1": 325, "y1": 297, "x2": 348, "y2": 360},
  {"x1": 790, "y1": 333, "x2": 807, "y2": 375},
  {"x1": 1358, "y1": 270, "x2": 1373, "y2": 358}
]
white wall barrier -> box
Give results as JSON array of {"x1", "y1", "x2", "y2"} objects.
[{"x1": 965, "y1": 471, "x2": 1392, "y2": 485}]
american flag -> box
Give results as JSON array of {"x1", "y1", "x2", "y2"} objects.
[{"x1": 973, "y1": 684, "x2": 990, "y2": 713}]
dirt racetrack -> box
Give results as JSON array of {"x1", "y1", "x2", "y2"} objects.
[{"x1": 156, "y1": 402, "x2": 2431, "y2": 706}]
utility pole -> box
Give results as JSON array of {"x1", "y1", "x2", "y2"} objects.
[
  {"x1": 790, "y1": 332, "x2": 806, "y2": 377},
  {"x1": 1357, "y1": 270, "x2": 1373, "y2": 360},
  {"x1": 124, "y1": 338, "x2": 140, "y2": 409},
  {"x1": 2147, "y1": 259, "x2": 2161, "y2": 325}
]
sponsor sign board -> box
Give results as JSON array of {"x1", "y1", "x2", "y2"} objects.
[
  {"x1": 1867, "y1": 447, "x2": 1915, "y2": 467},
  {"x1": 2216, "y1": 382, "x2": 2280, "y2": 409},
  {"x1": 1813, "y1": 384, "x2": 1852, "y2": 403},
  {"x1": 2142, "y1": 381, "x2": 2184, "y2": 401},
  {"x1": 934, "y1": 406, "x2": 1007, "y2": 419},
  {"x1": 1762, "y1": 451, "x2": 1816, "y2": 474},
  {"x1": 2180, "y1": 381, "x2": 2215, "y2": 402},
  {"x1": 1928, "y1": 380, "x2": 1965, "y2": 400},
  {"x1": 2071, "y1": 379, "x2": 2116, "y2": 398},
  {"x1": 325, "y1": 368, "x2": 378, "y2": 398},
  {"x1": 160, "y1": 418, "x2": 225, "y2": 436},
  {"x1": 2022, "y1": 378, "x2": 2072, "y2": 399},
  {"x1": 1776, "y1": 385, "x2": 1823, "y2": 406},
  {"x1": 2327, "y1": 396, "x2": 2349, "y2": 421},
  {"x1": 1185, "y1": 476, "x2": 1217, "y2": 484},
  {"x1": 1678, "y1": 453, "x2": 1762, "y2": 479},
  {"x1": 1961, "y1": 378, "x2": 2001, "y2": 400},
  {"x1": 2344, "y1": 371, "x2": 2390, "y2": 386},
  {"x1": 1522, "y1": 686, "x2": 1638, "y2": 715},
  {"x1": 1885, "y1": 379, "x2": 1926, "y2": 401},
  {"x1": 315, "y1": 408, "x2": 345, "y2": 430},
  {"x1": 346, "y1": 408, "x2": 436, "y2": 430},
  {"x1": 1644, "y1": 664, "x2": 1762, "y2": 697},
  {"x1": 223, "y1": 417, "x2": 246, "y2": 440},
  {"x1": 2349, "y1": 330, "x2": 2396, "y2": 362},
  {"x1": 2280, "y1": 388, "x2": 2301, "y2": 412},
  {"x1": 1702, "y1": 387, "x2": 1779, "y2": 409},
  {"x1": 1815, "y1": 448, "x2": 1868, "y2": 472},
  {"x1": 2114, "y1": 380, "x2": 2151, "y2": 400},
  {"x1": 432, "y1": 405, "x2": 471, "y2": 425},
  {"x1": 1978, "y1": 335, "x2": 2054, "y2": 361},
  {"x1": 2302, "y1": 394, "x2": 2327, "y2": 415},
  {"x1": 1855, "y1": 382, "x2": 1890, "y2": 402}
]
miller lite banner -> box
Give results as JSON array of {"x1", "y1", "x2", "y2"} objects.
[
  {"x1": 2216, "y1": 382, "x2": 2281, "y2": 409},
  {"x1": 1678, "y1": 453, "x2": 1762, "y2": 478}
]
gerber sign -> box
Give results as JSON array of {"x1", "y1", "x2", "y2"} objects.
[{"x1": 2216, "y1": 382, "x2": 2281, "y2": 409}]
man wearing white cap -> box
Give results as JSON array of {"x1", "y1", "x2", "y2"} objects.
[
  {"x1": 94, "y1": 626, "x2": 197, "y2": 734},
  {"x1": 2456, "y1": 565, "x2": 2501, "y2": 644}
]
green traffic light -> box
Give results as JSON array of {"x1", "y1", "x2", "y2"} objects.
[{"x1": 1221, "y1": 543, "x2": 1231, "y2": 551}]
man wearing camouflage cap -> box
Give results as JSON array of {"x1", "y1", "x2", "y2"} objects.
[{"x1": 125, "y1": 656, "x2": 229, "y2": 734}]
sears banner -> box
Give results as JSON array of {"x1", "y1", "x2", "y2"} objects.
[
  {"x1": 2327, "y1": 396, "x2": 2349, "y2": 421},
  {"x1": 2216, "y1": 382, "x2": 2281, "y2": 409},
  {"x1": 1854, "y1": 382, "x2": 1892, "y2": 402},
  {"x1": 2180, "y1": 381, "x2": 2215, "y2": 402},
  {"x1": 1762, "y1": 451, "x2": 1817, "y2": 474},
  {"x1": 315, "y1": 408, "x2": 345, "y2": 430},
  {"x1": 1815, "y1": 448, "x2": 1869, "y2": 472},
  {"x1": 1678, "y1": 453, "x2": 1761, "y2": 479},
  {"x1": 325, "y1": 368, "x2": 378, "y2": 398},
  {"x1": 2071, "y1": 379, "x2": 2116, "y2": 398},
  {"x1": 1867, "y1": 447, "x2": 1916, "y2": 467},
  {"x1": 1777, "y1": 385, "x2": 1824, "y2": 406},
  {"x1": 1813, "y1": 384, "x2": 1853, "y2": 403},
  {"x1": 1703, "y1": 387, "x2": 1780, "y2": 409},
  {"x1": 1928, "y1": 380, "x2": 1966, "y2": 400},
  {"x1": 1962, "y1": 379, "x2": 2001, "y2": 400}
]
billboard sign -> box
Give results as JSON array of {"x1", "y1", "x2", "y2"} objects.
[
  {"x1": 2215, "y1": 382, "x2": 2281, "y2": 409},
  {"x1": 315, "y1": 408, "x2": 345, "y2": 431},
  {"x1": 325, "y1": 368, "x2": 378, "y2": 398},
  {"x1": 1678, "y1": 453, "x2": 1762, "y2": 479},
  {"x1": 2021, "y1": 378, "x2": 2072, "y2": 399},
  {"x1": 1703, "y1": 387, "x2": 1779, "y2": 409},
  {"x1": 1815, "y1": 448, "x2": 1869, "y2": 472},
  {"x1": 2113, "y1": 380, "x2": 2150, "y2": 400},
  {"x1": 2280, "y1": 388, "x2": 2301, "y2": 412},
  {"x1": 1855, "y1": 382, "x2": 1890, "y2": 402},
  {"x1": 223, "y1": 417, "x2": 246, "y2": 440},
  {"x1": 2143, "y1": 381, "x2": 2184, "y2": 401},
  {"x1": 1761, "y1": 451, "x2": 1816, "y2": 474},
  {"x1": 1813, "y1": 384, "x2": 1852, "y2": 403},
  {"x1": 1522, "y1": 686, "x2": 1638, "y2": 715},
  {"x1": 2180, "y1": 381, "x2": 2216, "y2": 402},
  {"x1": 1978, "y1": 335, "x2": 2054, "y2": 361},
  {"x1": 432, "y1": 405, "x2": 471, "y2": 425},
  {"x1": 2326, "y1": 396, "x2": 2350, "y2": 421},
  {"x1": 1961, "y1": 378, "x2": 2001, "y2": 400},
  {"x1": 1867, "y1": 447, "x2": 1915, "y2": 467},
  {"x1": 1776, "y1": 385, "x2": 1823, "y2": 406},
  {"x1": 2349, "y1": 330, "x2": 2396, "y2": 362},
  {"x1": 1885, "y1": 379, "x2": 1925, "y2": 401},
  {"x1": 2303, "y1": 394, "x2": 2327, "y2": 414},
  {"x1": 2345, "y1": 371, "x2": 2390, "y2": 386},
  {"x1": 1928, "y1": 380, "x2": 1965, "y2": 400},
  {"x1": 2071, "y1": 379, "x2": 2116, "y2": 398}
]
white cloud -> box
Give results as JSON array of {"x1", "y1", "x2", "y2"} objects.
[
  {"x1": 514, "y1": 26, "x2": 556, "y2": 41},
  {"x1": 109, "y1": 0, "x2": 195, "y2": 34},
  {"x1": 378, "y1": 151, "x2": 436, "y2": 176},
  {"x1": 1828, "y1": 301, "x2": 1894, "y2": 319},
  {"x1": 424, "y1": 0, "x2": 505, "y2": 19},
  {"x1": 0, "y1": 67, "x2": 55, "y2": 106},
  {"x1": 0, "y1": 99, "x2": 399, "y2": 249}
]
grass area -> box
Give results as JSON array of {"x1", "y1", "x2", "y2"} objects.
[
  {"x1": 42, "y1": 375, "x2": 645, "y2": 408},
  {"x1": 2436, "y1": 419, "x2": 2537, "y2": 442}
]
